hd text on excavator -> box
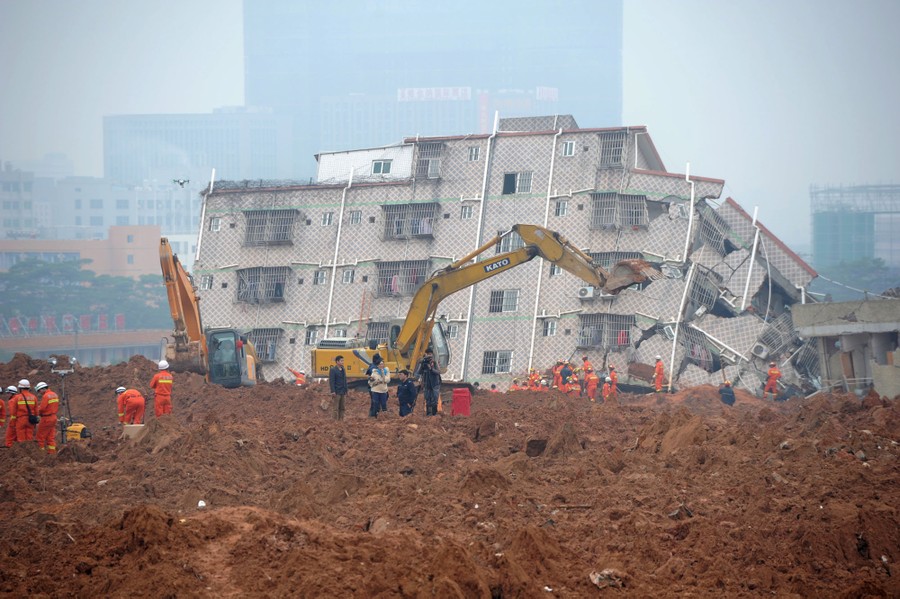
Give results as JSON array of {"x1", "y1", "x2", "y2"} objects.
[
  {"x1": 311, "y1": 224, "x2": 654, "y2": 386},
  {"x1": 159, "y1": 238, "x2": 259, "y2": 388}
]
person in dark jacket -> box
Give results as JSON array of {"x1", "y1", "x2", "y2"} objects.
[
  {"x1": 719, "y1": 381, "x2": 736, "y2": 407},
  {"x1": 414, "y1": 349, "x2": 442, "y2": 416},
  {"x1": 396, "y1": 370, "x2": 417, "y2": 416},
  {"x1": 328, "y1": 355, "x2": 348, "y2": 420}
]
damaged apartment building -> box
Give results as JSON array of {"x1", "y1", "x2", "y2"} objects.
[{"x1": 192, "y1": 115, "x2": 819, "y2": 394}]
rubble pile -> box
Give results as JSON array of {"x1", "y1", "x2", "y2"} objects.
[{"x1": 1, "y1": 354, "x2": 897, "y2": 597}]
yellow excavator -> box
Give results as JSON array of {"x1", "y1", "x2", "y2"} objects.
[
  {"x1": 310, "y1": 224, "x2": 654, "y2": 384},
  {"x1": 159, "y1": 238, "x2": 258, "y2": 388}
]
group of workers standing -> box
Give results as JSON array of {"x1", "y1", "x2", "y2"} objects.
[{"x1": 3, "y1": 379, "x2": 59, "y2": 453}]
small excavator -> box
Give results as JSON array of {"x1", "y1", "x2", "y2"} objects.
[
  {"x1": 159, "y1": 238, "x2": 258, "y2": 388},
  {"x1": 311, "y1": 223, "x2": 655, "y2": 385}
]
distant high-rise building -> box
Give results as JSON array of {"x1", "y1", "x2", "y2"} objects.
[
  {"x1": 243, "y1": 0, "x2": 623, "y2": 177},
  {"x1": 811, "y1": 184, "x2": 900, "y2": 268}
]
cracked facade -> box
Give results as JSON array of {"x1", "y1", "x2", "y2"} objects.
[{"x1": 193, "y1": 116, "x2": 819, "y2": 393}]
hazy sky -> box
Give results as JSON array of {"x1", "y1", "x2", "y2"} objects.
[{"x1": 1, "y1": 0, "x2": 898, "y2": 250}]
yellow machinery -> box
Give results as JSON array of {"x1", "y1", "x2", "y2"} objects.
[
  {"x1": 311, "y1": 224, "x2": 653, "y2": 384},
  {"x1": 159, "y1": 238, "x2": 258, "y2": 388}
]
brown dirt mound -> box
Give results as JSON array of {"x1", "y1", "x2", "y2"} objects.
[{"x1": 1, "y1": 354, "x2": 898, "y2": 597}]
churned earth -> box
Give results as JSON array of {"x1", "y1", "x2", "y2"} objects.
[{"x1": 0, "y1": 353, "x2": 898, "y2": 598}]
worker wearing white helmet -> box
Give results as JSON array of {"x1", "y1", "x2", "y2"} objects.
[
  {"x1": 115, "y1": 386, "x2": 145, "y2": 424},
  {"x1": 602, "y1": 376, "x2": 614, "y2": 404},
  {"x1": 654, "y1": 356, "x2": 665, "y2": 393},
  {"x1": 34, "y1": 382, "x2": 60, "y2": 454},
  {"x1": 149, "y1": 360, "x2": 174, "y2": 418},
  {"x1": 4, "y1": 385, "x2": 20, "y2": 447},
  {"x1": 11, "y1": 379, "x2": 39, "y2": 443}
]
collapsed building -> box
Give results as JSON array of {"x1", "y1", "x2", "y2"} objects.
[{"x1": 192, "y1": 115, "x2": 820, "y2": 394}]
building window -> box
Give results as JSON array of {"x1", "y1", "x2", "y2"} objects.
[
  {"x1": 90, "y1": 216, "x2": 103, "y2": 226},
  {"x1": 446, "y1": 323, "x2": 460, "y2": 339},
  {"x1": 90, "y1": 199, "x2": 103, "y2": 209},
  {"x1": 244, "y1": 209, "x2": 297, "y2": 245},
  {"x1": 249, "y1": 328, "x2": 282, "y2": 362},
  {"x1": 488, "y1": 289, "x2": 519, "y2": 313},
  {"x1": 382, "y1": 203, "x2": 437, "y2": 239},
  {"x1": 116, "y1": 199, "x2": 129, "y2": 209},
  {"x1": 588, "y1": 251, "x2": 642, "y2": 270},
  {"x1": 200, "y1": 275, "x2": 214, "y2": 290},
  {"x1": 322, "y1": 211, "x2": 334, "y2": 226},
  {"x1": 376, "y1": 260, "x2": 429, "y2": 296},
  {"x1": 482, "y1": 350, "x2": 512, "y2": 374},
  {"x1": 116, "y1": 216, "x2": 129, "y2": 225},
  {"x1": 372, "y1": 160, "x2": 392, "y2": 175},
  {"x1": 333, "y1": 328, "x2": 348, "y2": 338},
  {"x1": 126, "y1": 234, "x2": 134, "y2": 243},
  {"x1": 304, "y1": 328, "x2": 319, "y2": 346},
  {"x1": 127, "y1": 255, "x2": 134, "y2": 264},
  {"x1": 599, "y1": 131, "x2": 627, "y2": 168},
  {"x1": 549, "y1": 264, "x2": 562, "y2": 277},
  {"x1": 619, "y1": 194, "x2": 649, "y2": 227},
  {"x1": 342, "y1": 268, "x2": 355, "y2": 284},
  {"x1": 496, "y1": 229, "x2": 525, "y2": 254},
  {"x1": 415, "y1": 142, "x2": 443, "y2": 179},
  {"x1": 589, "y1": 193, "x2": 648, "y2": 229},
  {"x1": 542, "y1": 319, "x2": 557, "y2": 337},
  {"x1": 74, "y1": 199, "x2": 82, "y2": 210},
  {"x1": 562, "y1": 140, "x2": 575, "y2": 157},
  {"x1": 554, "y1": 199, "x2": 568, "y2": 217},
  {"x1": 236, "y1": 266, "x2": 290, "y2": 304},
  {"x1": 578, "y1": 314, "x2": 636, "y2": 349},
  {"x1": 467, "y1": 146, "x2": 480, "y2": 162},
  {"x1": 365, "y1": 321, "x2": 390, "y2": 344},
  {"x1": 502, "y1": 171, "x2": 533, "y2": 195},
  {"x1": 460, "y1": 205, "x2": 474, "y2": 220},
  {"x1": 209, "y1": 217, "x2": 221, "y2": 232},
  {"x1": 75, "y1": 216, "x2": 82, "y2": 226},
  {"x1": 349, "y1": 210, "x2": 362, "y2": 225},
  {"x1": 313, "y1": 270, "x2": 327, "y2": 285}
]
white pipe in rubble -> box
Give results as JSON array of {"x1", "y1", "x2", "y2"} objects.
[
  {"x1": 460, "y1": 111, "x2": 499, "y2": 380},
  {"x1": 324, "y1": 168, "x2": 352, "y2": 336},
  {"x1": 527, "y1": 127, "x2": 563, "y2": 371},
  {"x1": 682, "y1": 162, "x2": 695, "y2": 264},
  {"x1": 740, "y1": 206, "x2": 760, "y2": 312},
  {"x1": 668, "y1": 261, "x2": 695, "y2": 393}
]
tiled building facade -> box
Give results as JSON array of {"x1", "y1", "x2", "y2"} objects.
[{"x1": 194, "y1": 116, "x2": 818, "y2": 392}]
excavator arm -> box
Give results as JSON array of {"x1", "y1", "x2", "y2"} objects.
[
  {"x1": 160, "y1": 238, "x2": 208, "y2": 373},
  {"x1": 394, "y1": 223, "x2": 652, "y2": 370}
]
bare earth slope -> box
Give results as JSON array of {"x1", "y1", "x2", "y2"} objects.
[{"x1": 1, "y1": 353, "x2": 898, "y2": 598}]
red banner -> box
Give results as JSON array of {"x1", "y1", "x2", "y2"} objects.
[
  {"x1": 115, "y1": 314, "x2": 125, "y2": 329},
  {"x1": 79, "y1": 315, "x2": 91, "y2": 331},
  {"x1": 98, "y1": 314, "x2": 108, "y2": 330}
]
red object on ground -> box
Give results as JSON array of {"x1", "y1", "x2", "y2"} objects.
[{"x1": 451, "y1": 388, "x2": 471, "y2": 416}]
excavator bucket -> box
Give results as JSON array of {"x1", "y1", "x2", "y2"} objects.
[
  {"x1": 164, "y1": 341, "x2": 207, "y2": 375},
  {"x1": 602, "y1": 259, "x2": 658, "y2": 294}
]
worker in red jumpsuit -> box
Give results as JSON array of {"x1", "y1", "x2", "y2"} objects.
[
  {"x1": 116, "y1": 387, "x2": 145, "y2": 424},
  {"x1": 654, "y1": 356, "x2": 665, "y2": 393},
  {"x1": 602, "y1": 377, "x2": 613, "y2": 403},
  {"x1": 567, "y1": 370, "x2": 580, "y2": 397},
  {"x1": 763, "y1": 362, "x2": 782, "y2": 400},
  {"x1": 286, "y1": 367, "x2": 307, "y2": 387},
  {"x1": 580, "y1": 356, "x2": 594, "y2": 396},
  {"x1": 552, "y1": 360, "x2": 564, "y2": 389},
  {"x1": 34, "y1": 382, "x2": 59, "y2": 454},
  {"x1": 149, "y1": 360, "x2": 174, "y2": 418},
  {"x1": 13, "y1": 379, "x2": 39, "y2": 442},
  {"x1": 527, "y1": 368, "x2": 541, "y2": 390},
  {"x1": 584, "y1": 369, "x2": 600, "y2": 402},
  {"x1": 4, "y1": 385, "x2": 17, "y2": 447},
  {"x1": 609, "y1": 365, "x2": 619, "y2": 402},
  {"x1": 509, "y1": 379, "x2": 523, "y2": 391}
]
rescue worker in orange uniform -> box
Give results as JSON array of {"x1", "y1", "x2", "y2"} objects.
[
  {"x1": 764, "y1": 362, "x2": 782, "y2": 400},
  {"x1": 580, "y1": 355, "x2": 594, "y2": 396},
  {"x1": 654, "y1": 356, "x2": 665, "y2": 393},
  {"x1": 552, "y1": 360, "x2": 564, "y2": 389},
  {"x1": 527, "y1": 368, "x2": 541, "y2": 389},
  {"x1": 567, "y1": 370, "x2": 580, "y2": 397},
  {"x1": 13, "y1": 379, "x2": 39, "y2": 442},
  {"x1": 149, "y1": 360, "x2": 174, "y2": 418},
  {"x1": 286, "y1": 367, "x2": 307, "y2": 387},
  {"x1": 116, "y1": 387, "x2": 145, "y2": 425},
  {"x1": 4, "y1": 385, "x2": 17, "y2": 447},
  {"x1": 509, "y1": 379, "x2": 523, "y2": 391},
  {"x1": 609, "y1": 365, "x2": 619, "y2": 402},
  {"x1": 0, "y1": 385, "x2": 6, "y2": 429},
  {"x1": 585, "y1": 368, "x2": 600, "y2": 402},
  {"x1": 602, "y1": 377, "x2": 613, "y2": 403},
  {"x1": 34, "y1": 382, "x2": 59, "y2": 454}
]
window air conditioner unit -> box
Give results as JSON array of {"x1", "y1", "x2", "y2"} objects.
[
  {"x1": 577, "y1": 286, "x2": 595, "y2": 299},
  {"x1": 751, "y1": 342, "x2": 769, "y2": 360},
  {"x1": 662, "y1": 325, "x2": 676, "y2": 340}
]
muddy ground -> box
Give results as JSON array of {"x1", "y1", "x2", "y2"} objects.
[{"x1": 0, "y1": 352, "x2": 898, "y2": 598}]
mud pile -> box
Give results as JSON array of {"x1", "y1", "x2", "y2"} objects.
[{"x1": 1, "y1": 353, "x2": 898, "y2": 597}]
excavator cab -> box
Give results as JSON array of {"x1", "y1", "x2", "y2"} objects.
[{"x1": 206, "y1": 328, "x2": 257, "y2": 388}]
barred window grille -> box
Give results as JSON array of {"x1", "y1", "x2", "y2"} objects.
[
  {"x1": 376, "y1": 260, "x2": 430, "y2": 296},
  {"x1": 248, "y1": 328, "x2": 282, "y2": 362},
  {"x1": 678, "y1": 324, "x2": 714, "y2": 372},
  {"x1": 415, "y1": 143, "x2": 443, "y2": 179},
  {"x1": 590, "y1": 193, "x2": 618, "y2": 228},
  {"x1": 366, "y1": 321, "x2": 390, "y2": 344},
  {"x1": 599, "y1": 131, "x2": 627, "y2": 168},
  {"x1": 243, "y1": 209, "x2": 298, "y2": 246},
  {"x1": 687, "y1": 269, "x2": 721, "y2": 313},
  {"x1": 495, "y1": 229, "x2": 525, "y2": 253},
  {"x1": 236, "y1": 266, "x2": 290, "y2": 304},
  {"x1": 588, "y1": 251, "x2": 643, "y2": 270},
  {"x1": 793, "y1": 340, "x2": 821, "y2": 378},
  {"x1": 482, "y1": 350, "x2": 513, "y2": 374},
  {"x1": 620, "y1": 194, "x2": 649, "y2": 227},
  {"x1": 578, "y1": 314, "x2": 635, "y2": 348},
  {"x1": 488, "y1": 289, "x2": 519, "y2": 313},
  {"x1": 502, "y1": 172, "x2": 533, "y2": 194},
  {"x1": 698, "y1": 208, "x2": 730, "y2": 254},
  {"x1": 759, "y1": 313, "x2": 796, "y2": 355},
  {"x1": 382, "y1": 203, "x2": 437, "y2": 239}
]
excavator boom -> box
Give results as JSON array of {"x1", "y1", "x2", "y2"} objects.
[{"x1": 160, "y1": 238, "x2": 207, "y2": 373}]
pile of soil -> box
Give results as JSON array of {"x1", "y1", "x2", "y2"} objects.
[{"x1": 1, "y1": 353, "x2": 898, "y2": 597}]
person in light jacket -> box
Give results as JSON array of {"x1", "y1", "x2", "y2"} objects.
[{"x1": 368, "y1": 355, "x2": 391, "y2": 418}]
